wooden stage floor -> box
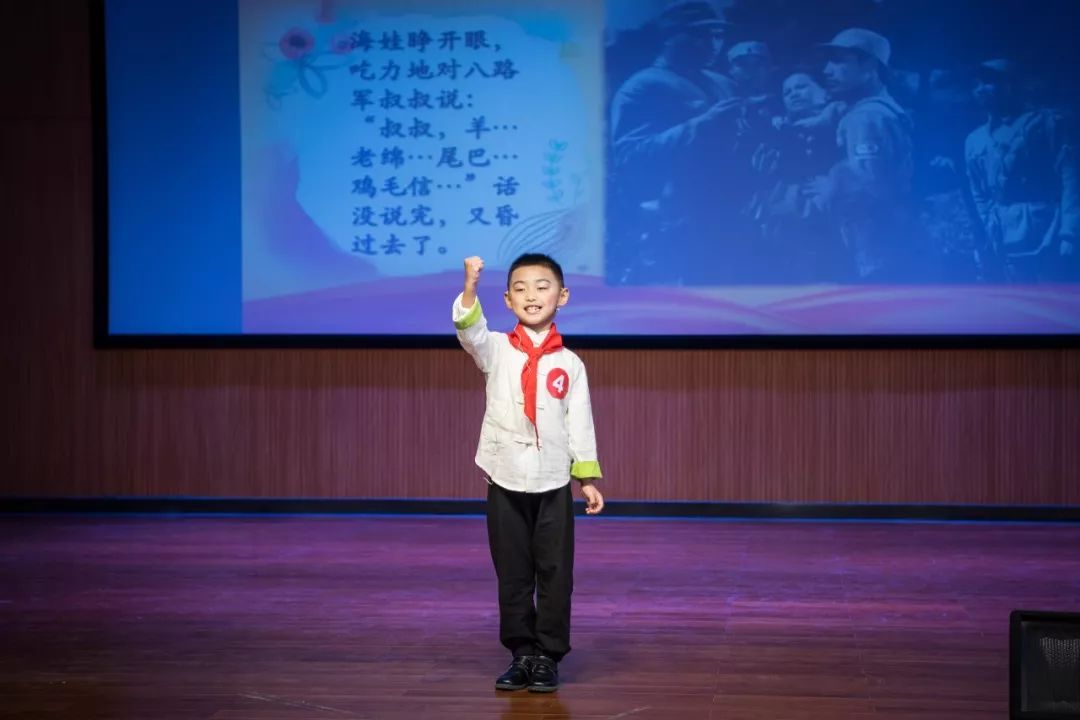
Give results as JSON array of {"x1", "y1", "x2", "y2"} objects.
[{"x1": 2, "y1": 515, "x2": 1079, "y2": 719}]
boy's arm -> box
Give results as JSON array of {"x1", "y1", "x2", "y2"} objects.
[
  {"x1": 567, "y1": 361, "x2": 604, "y2": 515},
  {"x1": 454, "y1": 256, "x2": 496, "y2": 373},
  {"x1": 566, "y1": 362, "x2": 602, "y2": 481}
]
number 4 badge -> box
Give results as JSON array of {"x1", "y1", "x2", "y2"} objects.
[{"x1": 546, "y1": 368, "x2": 569, "y2": 399}]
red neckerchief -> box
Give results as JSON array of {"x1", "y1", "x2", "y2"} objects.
[{"x1": 507, "y1": 322, "x2": 563, "y2": 432}]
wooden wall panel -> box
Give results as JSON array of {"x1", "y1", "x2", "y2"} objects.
[
  {"x1": 2, "y1": 1, "x2": 1078, "y2": 505},
  {"x1": 582, "y1": 349, "x2": 1080, "y2": 504}
]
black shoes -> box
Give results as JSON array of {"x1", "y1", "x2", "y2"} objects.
[
  {"x1": 526, "y1": 655, "x2": 559, "y2": 693},
  {"x1": 494, "y1": 655, "x2": 560, "y2": 692},
  {"x1": 494, "y1": 656, "x2": 532, "y2": 691}
]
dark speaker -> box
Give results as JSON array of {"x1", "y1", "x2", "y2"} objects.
[{"x1": 1012, "y1": 610, "x2": 1080, "y2": 719}]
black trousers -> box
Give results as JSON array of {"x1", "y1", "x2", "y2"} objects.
[{"x1": 486, "y1": 481, "x2": 574, "y2": 662}]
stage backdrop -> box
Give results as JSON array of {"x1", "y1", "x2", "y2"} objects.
[
  {"x1": 101, "y1": 0, "x2": 1080, "y2": 339},
  {"x1": 2, "y1": 1, "x2": 1079, "y2": 507}
]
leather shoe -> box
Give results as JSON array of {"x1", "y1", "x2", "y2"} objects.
[
  {"x1": 527, "y1": 655, "x2": 559, "y2": 692},
  {"x1": 495, "y1": 656, "x2": 532, "y2": 691}
]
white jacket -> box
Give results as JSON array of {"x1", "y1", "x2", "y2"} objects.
[{"x1": 453, "y1": 294, "x2": 602, "y2": 493}]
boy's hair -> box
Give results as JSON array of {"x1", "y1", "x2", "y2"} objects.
[{"x1": 506, "y1": 253, "x2": 564, "y2": 288}]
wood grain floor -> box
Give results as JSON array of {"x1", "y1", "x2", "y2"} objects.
[{"x1": 2, "y1": 515, "x2": 1078, "y2": 719}]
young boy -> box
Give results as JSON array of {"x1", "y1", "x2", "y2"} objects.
[{"x1": 453, "y1": 253, "x2": 604, "y2": 693}]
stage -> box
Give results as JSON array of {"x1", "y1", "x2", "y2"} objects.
[{"x1": 3, "y1": 515, "x2": 1078, "y2": 719}]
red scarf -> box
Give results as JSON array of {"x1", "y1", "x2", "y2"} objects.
[{"x1": 507, "y1": 323, "x2": 563, "y2": 431}]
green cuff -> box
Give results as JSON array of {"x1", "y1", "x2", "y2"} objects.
[
  {"x1": 454, "y1": 298, "x2": 482, "y2": 330},
  {"x1": 571, "y1": 461, "x2": 602, "y2": 480}
]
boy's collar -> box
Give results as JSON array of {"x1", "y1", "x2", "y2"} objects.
[{"x1": 520, "y1": 325, "x2": 549, "y2": 342}]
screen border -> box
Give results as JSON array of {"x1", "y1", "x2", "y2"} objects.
[{"x1": 90, "y1": 0, "x2": 1080, "y2": 350}]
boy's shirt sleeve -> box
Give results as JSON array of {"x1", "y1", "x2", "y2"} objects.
[
  {"x1": 567, "y1": 361, "x2": 602, "y2": 480},
  {"x1": 453, "y1": 292, "x2": 496, "y2": 373}
]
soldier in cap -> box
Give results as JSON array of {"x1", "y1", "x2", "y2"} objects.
[
  {"x1": 726, "y1": 41, "x2": 773, "y2": 98},
  {"x1": 726, "y1": 40, "x2": 782, "y2": 147},
  {"x1": 608, "y1": 1, "x2": 754, "y2": 284},
  {"x1": 811, "y1": 28, "x2": 932, "y2": 282},
  {"x1": 964, "y1": 59, "x2": 1079, "y2": 282}
]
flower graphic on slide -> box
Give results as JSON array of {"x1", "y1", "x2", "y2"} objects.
[
  {"x1": 278, "y1": 27, "x2": 315, "y2": 60},
  {"x1": 261, "y1": 0, "x2": 355, "y2": 107}
]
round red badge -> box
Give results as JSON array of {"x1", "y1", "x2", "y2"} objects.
[{"x1": 546, "y1": 368, "x2": 570, "y2": 399}]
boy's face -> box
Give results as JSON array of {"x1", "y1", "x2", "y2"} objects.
[{"x1": 504, "y1": 264, "x2": 568, "y2": 331}]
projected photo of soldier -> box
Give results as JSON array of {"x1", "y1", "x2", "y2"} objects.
[
  {"x1": 604, "y1": 0, "x2": 1080, "y2": 290},
  {"x1": 805, "y1": 28, "x2": 937, "y2": 282},
  {"x1": 607, "y1": 1, "x2": 758, "y2": 285},
  {"x1": 964, "y1": 59, "x2": 1079, "y2": 283}
]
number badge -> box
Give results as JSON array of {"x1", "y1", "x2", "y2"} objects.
[{"x1": 546, "y1": 368, "x2": 569, "y2": 399}]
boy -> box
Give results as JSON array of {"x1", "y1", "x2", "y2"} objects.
[{"x1": 453, "y1": 253, "x2": 604, "y2": 693}]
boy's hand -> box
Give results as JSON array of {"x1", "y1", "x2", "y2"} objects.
[
  {"x1": 580, "y1": 481, "x2": 604, "y2": 515},
  {"x1": 462, "y1": 256, "x2": 484, "y2": 308},
  {"x1": 464, "y1": 256, "x2": 484, "y2": 287}
]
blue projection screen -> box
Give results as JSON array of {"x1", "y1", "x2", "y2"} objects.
[{"x1": 98, "y1": 0, "x2": 1080, "y2": 342}]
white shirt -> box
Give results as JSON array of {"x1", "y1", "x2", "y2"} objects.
[{"x1": 453, "y1": 293, "x2": 602, "y2": 493}]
